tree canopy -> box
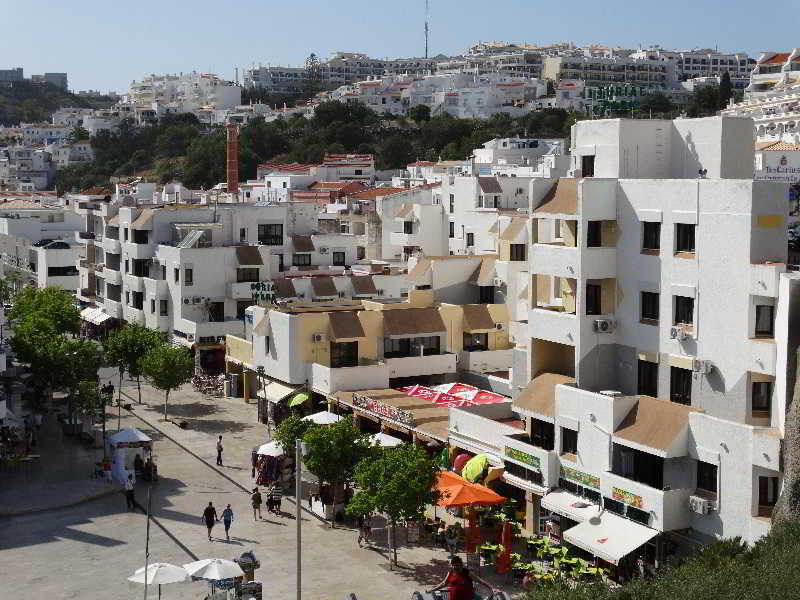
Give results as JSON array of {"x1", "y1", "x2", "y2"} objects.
[
  {"x1": 9, "y1": 286, "x2": 79, "y2": 334},
  {"x1": 104, "y1": 323, "x2": 164, "y2": 403},
  {"x1": 273, "y1": 414, "x2": 316, "y2": 458},
  {"x1": 140, "y1": 344, "x2": 194, "y2": 420}
]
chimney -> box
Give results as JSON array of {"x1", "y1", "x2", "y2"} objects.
[{"x1": 226, "y1": 124, "x2": 239, "y2": 196}]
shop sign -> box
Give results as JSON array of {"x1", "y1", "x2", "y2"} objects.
[
  {"x1": 352, "y1": 392, "x2": 414, "y2": 425},
  {"x1": 560, "y1": 466, "x2": 600, "y2": 489},
  {"x1": 505, "y1": 446, "x2": 540, "y2": 469},
  {"x1": 612, "y1": 487, "x2": 644, "y2": 509}
]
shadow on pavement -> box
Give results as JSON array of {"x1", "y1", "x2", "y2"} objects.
[{"x1": 159, "y1": 401, "x2": 220, "y2": 419}]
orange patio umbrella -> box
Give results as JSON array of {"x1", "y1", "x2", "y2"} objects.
[{"x1": 435, "y1": 471, "x2": 506, "y2": 507}]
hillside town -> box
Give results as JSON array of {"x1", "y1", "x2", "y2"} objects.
[{"x1": 2, "y1": 28, "x2": 800, "y2": 600}]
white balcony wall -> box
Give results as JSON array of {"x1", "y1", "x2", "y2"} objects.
[
  {"x1": 458, "y1": 349, "x2": 513, "y2": 373},
  {"x1": 503, "y1": 435, "x2": 560, "y2": 488},
  {"x1": 580, "y1": 247, "x2": 617, "y2": 279},
  {"x1": 531, "y1": 244, "x2": 578, "y2": 279},
  {"x1": 386, "y1": 353, "x2": 457, "y2": 378},
  {"x1": 529, "y1": 308, "x2": 577, "y2": 346},
  {"x1": 750, "y1": 263, "x2": 784, "y2": 298},
  {"x1": 601, "y1": 471, "x2": 691, "y2": 532},
  {"x1": 307, "y1": 362, "x2": 390, "y2": 395}
]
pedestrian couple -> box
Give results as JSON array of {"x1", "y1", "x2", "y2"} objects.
[{"x1": 201, "y1": 502, "x2": 235, "y2": 542}]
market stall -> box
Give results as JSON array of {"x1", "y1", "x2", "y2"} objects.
[
  {"x1": 254, "y1": 440, "x2": 289, "y2": 487},
  {"x1": 108, "y1": 427, "x2": 152, "y2": 486}
]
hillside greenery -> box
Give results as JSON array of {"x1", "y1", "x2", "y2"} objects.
[
  {"x1": 529, "y1": 521, "x2": 800, "y2": 600},
  {"x1": 0, "y1": 81, "x2": 115, "y2": 126}
]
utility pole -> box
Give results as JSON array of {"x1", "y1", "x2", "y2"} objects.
[
  {"x1": 296, "y1": 439, "x2": 303, "y2": 600},
  {"x1": 143, "y1": 487, "x2": 152, "y2": 600}
]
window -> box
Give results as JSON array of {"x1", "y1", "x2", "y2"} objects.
[
  {"x1": 670, "y1": 367, "x2": 692, "y2": 405},
  {"x1": 161, "y1": 265, "x2": 166, "y2": 280},
  {"x1": 449, "y1": 194, "x2": 454, "y2": 213},
  {"x1": 184, "y1": 268, "x2": 193, "y2": 286},
  {"x1": 124, "y1": 228, "x2": 129, "y2": 242},
  {"x1": 150, "y1": 299, "x2": 155, "y2": 314},
  {"x1": 159, "y1": 300, "x2": 168, "y2": 316},
  {"x1": 282, "y1": 182, "x2": 287, "y2": 188},
  {"x1": 675, "y1": 223, "x2": 695, "y2": 253},
  {"x1": 449, "y1": 221, "x2": 454, "y2": 238},
  {"x1": 237, "y1": 268, "x2": 259, "y2": 283},
  {"x1": 641, "y1": 291, "x2": 659, "y2": 322},
  {"x1": 612, "y1": 443, "x2": 664, "y2": 489},
  {"x1": 696, "y1": 461, "x2": 718, "y2": 495},
  {"x1": 638, "y1": 360, "x2": 658, "y2": 397},
  {"x1": 755, "y1": 305, "x2": 775, "y2": 338},
  {"x1": 561, "y1": 427, "x2": 578, "y2": 456},
  {"x1": 292, "y1": 253, "x2": 311, "y2": 266},
  {"x1": 531, "y1": 419, "x2": 555, "y2": 451},
  {"x1": 479, "y1": 285, "x2": 495, "y2": 304},
  {"x1": 332, "y1": 251, "x2": 346, "y2": 266},
  {"x1": 585, "y1": 283, "x2": 601, "y2": 315},
  {"x1": 466, "y1": 232, "x2": 474, "y2": 247},
  {"x1": 581, "y1": 155, "x2": 595, "y2": 177},
  {"x1": 403, "y1": 221, "x2": 413, "y2": 234},
  {"x1": 330, "y1": 341, "x2": 358, "y2": 368},
  {"x1": 174, "y1": 268, "x2": 179, "y2": 283},
  {"x1": 463, "y1": 332, "x2": 488, "y2": 351},
  {"x1": 758, "y1": 476, "x2": 779, "y2": 514},
  {"x1": 752, "y1": 381, "x2": 772, "y2": 415},
  {"x1": 257, "y1": 223, "x2": 283, "y2": 245},
  {"x1": 239, "y1": 227, "x2": 246, "y2": 242},
  {"x1": 586, "y1": 221, "x2": 601, "y2": 247},
  {"x1": 236, "y1": 301, "x2": 251, "y2": 319},
  {"x1": 509, "y1": 244, "x2": 526, "y2": 262},
  {"x1": 674, "y1": 296, "x2": 694, "y2": 326},
  {"x1": 354, "y1": 169, "x2": 363, "y2": 176},
  {"x1": 125, "y1": 291, "x2": 130, "y2": 305},
  {"x1": 642, "y1": 222, "x2": 661, "y2": 251},
  {"x1": 124, "y1": 259, "x2": 129, "y2": 274}
]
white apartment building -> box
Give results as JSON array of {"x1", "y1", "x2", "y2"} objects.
[
  {"x1": 744, "y1": 50, "x2": 800, "y2": 97},
  {"x1": 46, "y1": 141, "x2": 94, "y2": 169},
  {"x1": 21, "y1": 124, "x2": 72, "y2": 145},
  {"x1": 487, "y1": 117, "x2": 789, "y2": 567},
  {"x1": 0, "y1": 146, "x2": 55, "y2": 190},
  {"x1": 630, "y1": 48, "x2": 755, "y2": 81},
  {"x1": 542, "y1": 55, "x2": 674, "y2": 89},
  {"x1": 127, "y1": 72, "x2": 241, "y2": 118}
]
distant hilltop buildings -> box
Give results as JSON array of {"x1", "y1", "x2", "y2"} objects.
[{"x1": 0, "y1": 67, "x2": 68, "y2": 90}]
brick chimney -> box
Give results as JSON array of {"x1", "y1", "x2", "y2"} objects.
[{"x1": 225, "y1": 124, "x2": 239, "y2": 196}]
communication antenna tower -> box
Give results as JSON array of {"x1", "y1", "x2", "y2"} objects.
[{"x1": 425, "y1": 0, "x2": 430, "y2": 59}]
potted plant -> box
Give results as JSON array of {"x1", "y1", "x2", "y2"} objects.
[{"x1": 479, "y1": 542, "x2": 503, "y2": 563}]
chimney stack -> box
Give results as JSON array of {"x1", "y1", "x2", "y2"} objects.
[{"x1": 226, "y1": 124, "x2": 239, "y2": 196}]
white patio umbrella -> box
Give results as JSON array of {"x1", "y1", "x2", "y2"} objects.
[
  {"x1": 371, "y1": 432, "x2": 403, "y2": 448},
  {"x1": 127, "y1": 562, "x2": 187, "y2": 599},
  {"x1": 182, "y1": 558, "x2": 244, "y2": 581},
  {"x1": 256, "y1": 440, "x2": 283, "y2": 457},
  {"x1": 302, "y1": 410, "x2": 342, "y2": 425}
]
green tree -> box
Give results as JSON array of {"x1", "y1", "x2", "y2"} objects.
[
  {"x1": 378, "y1": 135, "x2": 415, "y2": 169},
  {"x1": 304, "y1": 53, "x2": 323, "y2": 98},
  {"x1": 68, "y1": 126, "x2": 90, "y2": 144},
  {"x1": 74, "y1": 380, "x2": 102, "y2": 416},
  {"x1": 719, "y1": 71, "x2": 734, "y2": 108},
  {"x1": 8, "y1": 286, "x2": 79, "y2": 334},
  {"x1": 0, "y1": 278, "x2": 13, "y2": 305},
  {"x1": 347, "y1": 444, "x2": 440, "y2": 566},
  {"x1": 639, "y1": 93, "x2": 674, "y2": 115},
  {"x1": 104, "y1": 324, "x2": 164, "y2": 405},
  {"x1": 273, "y1": 414, "x2": 315, "y2": 458},
  {"x1": 140, "y1": 344, "x2": 194, "y2": 420},
  {"x1": 407, "y1": 104, "x2": 431, "y2": 124},
  {"x1": 302, "y1": 417, "x2": 373, "y2": 524},
  {"x1": 182, "y1": 130, "x2": 225, "y2": 189}
]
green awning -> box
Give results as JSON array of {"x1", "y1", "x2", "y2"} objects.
[{"x1": 289, "y1": 392, "x2": 310, "y2": 407}]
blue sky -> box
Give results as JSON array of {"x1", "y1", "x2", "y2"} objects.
[{"x1": 2, "y1": 0, "x2": 797, "y2": 93}]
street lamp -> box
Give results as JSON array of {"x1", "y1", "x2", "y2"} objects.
[
  {"x1": 256, "y1": 366, "x2": 267, "y2": 426},
  {"x1": 295, "y1": 439, "x2": 308, "y2": 600}
]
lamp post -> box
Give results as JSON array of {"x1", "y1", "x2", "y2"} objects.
[
  {"x1": 256, "y1": 365, "x2": 266, "y2": 428},
  {"x1": 295, "y1": 439, "x2": 306, "y2": 600}
]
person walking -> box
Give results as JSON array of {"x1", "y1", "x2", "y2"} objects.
[
  {"x1": 250, "y1": 487, "x2": 263, "y2": 520},
  {"x1": 216, "y1": 436, "x2": 223, "y2": 466},
  {"x1": 202, "y1": 502, "x2": 219, "y2": 541},
  {"x1": 124, "y1": 474, "x2": 136, "y2": 511},
  {"x1": 267, "y1": 484, "x2": 283, "y2": 514},
  {"x1": 221, "y1": 504, "x2": 234, "y2": 542},
  {"x1": 356, "y1": 514, "x2": 372, "y2": 548}
]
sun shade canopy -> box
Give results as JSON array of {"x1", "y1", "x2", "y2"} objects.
[
  {"x1": 534, "y1": 178, "x2": 577, "y2": 215},
  {"x1": 329, "y1": 311, "x2": 365, "y2": 340},
  {"x1": 514, "y1": 373, "x2": 575, "y2": 418},
  {"x1": 382, "y1": 307, "x2": 446, "y2": 336},
  {"x1": 434, "y1": 470, "x2": 506, "y2": 507},
  {"x1": 563, "y1": 511, "x2": 658, "y2": 565}
]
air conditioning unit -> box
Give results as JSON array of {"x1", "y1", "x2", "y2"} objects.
[
  {"x1": 376, "y1": 289, "x2": 384, "y2": 296},
  {"x1": 183, "y1": 298, "x2": 190, "y2": 304},
  {"x1": 312, "y1": 333, "x2": 324, "y2": 342},
  {"x1": 688, "y1": 494, "x2": 712, "y2": 515},
  {"x1": 493, "y1": 277, "x2": 504, "y2": 287},
  {"x1": 670, "y1": 326, "x2": 688, "y2": 340},
  {"x1": 216, "y1": 336, "x2": 224, "y2": 343},
  {"x1": 495, "y1": 323, "x2": 505, "y2": 330},
  {"x1": 593, "y1": 318, "x2": 615, "y2": 333},
  {"x1": 338, "y1": 291, "x2": 345, "y2": 298},
  {"x1": 692, "y1": 359, "x2": 713, "y2": 374},
  {"x1": 319, "y1": 247, "x2": 329, "y2": 254},
  {"x1": 192, "y1": 296, "x2": 201, "y2": 304}
]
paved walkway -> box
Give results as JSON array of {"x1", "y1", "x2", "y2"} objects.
[{"x1": 0, "y1": 375, "x2": 527, "y2": 599}]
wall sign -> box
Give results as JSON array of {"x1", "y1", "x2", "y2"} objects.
[
  {"x1": 505, "y1": 446, "x2": 540, "y2": 469},
  {"x1": 353, "y1": 392, "x2": 414, "y2": 426},
  {"x1": 560, "y1": 466, "x2": 600, "y2": 489},
  {"x1": 612, "y1": 487, "x2": 644, "y2": 509}
]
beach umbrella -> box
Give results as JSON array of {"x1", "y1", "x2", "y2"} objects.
[
  {"x1": 434, "y1": 471, "x2": 506, "y2": 507},
  {"x1": 301, "y1": 410, "x2": 342, "y2": 425},
  {"x1": 182, "y1": 558, "x2": 244, "y2": 581},
  {"x1": 371, "y1": 432, "x2": 403, "y2": 448},
  {"x1": 128, "y1": 562, "x2": 187, "y2": 599},
  {"x1": 452, "y1": 452, "x2": 473, "y2": 475},
  {"x1": 288, "y1": 392, "x2": 310, "y2": 407},
  {"x1": 256, "y1": 440, "x2": 283, "y2": 457}
]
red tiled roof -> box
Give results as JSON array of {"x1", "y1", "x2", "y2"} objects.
[
  {"x1": 311, "y1": 181, "x2": 354, "y2": 190},
  {"x1": 83, "y1": 186, "x2": 111, "y2": 195},
  {"x1": 349, "y1": 187, "x2": 408, "y2": 199},
  {"x1": 259, "y1": 162, "x2": 319, "y2": 173},
  {"x1": 762, "y1": 53, "x2": 790, "y2": 65},
  {"x1": 408, "y1": 161, "x2": 436, "y2": 167}
]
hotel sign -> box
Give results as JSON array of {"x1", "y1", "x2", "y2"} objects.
[
  {"x1": 560, "y1": 466, "x2": 600, "y2": 490},
  {"x1": 505, "y1": 446, "x2": 540, "y2": 470},
  {"x1": 612, "y1": 487, "x2": 644, "y2": 509},
  {"x1": 353, "y1": 392, "x2": 414, "y2": 426}
]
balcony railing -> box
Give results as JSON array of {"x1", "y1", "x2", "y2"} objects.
[{"x1": 78, "y1": 231, "x2": 96, "y2": 240}]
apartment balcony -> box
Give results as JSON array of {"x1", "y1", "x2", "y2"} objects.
[
  {"x1": 104, "y1": 269, "x2": 121, "y2": 286},
  {"x1": 123, "y1": 306, "x2": 146, "y2": 325},
  {"x1": 601, "y1": 471, "x2": 692, "y2": 532},
  {"x1": 225, "y1": 335, "x2": 254, "y2": 366},
  {"x1": 385, "y1": 352, "x2": 457, "y2": 379},
  {"x1": 390, "y1": 231, "x2": 424, "y2": 247},
  {"x1": 123, "y1": 242, "x2": 155, "y2": 260},
  {"x1": 458, "y1": 348, "x2": 513, "y2": 374},
  {"x1": 750, "y1": 338, "x2": 777, "y2": 376},
  {"x1": 503, "y1": 434, "x2": 560, "y2": 489},
  {"x1": 103, "y1": 237, "x2": 121, "y2": 254},
  {"x1": 76, "y1": 231, "x2": 96, "y2": 242},
  {"x1": 531, "y1": 243, "x2": 578, "y2": 279},
  {"x1": 750, "y1": 262, "x2": 785, "y2": 298},
  {"x1": 581, "y1": 247, "x2": 617, "y2": 279},
  {"x1": 104, "y1": 298, "x2": 123, "y2": 319},
  {"x1": 143, "y1": 277, "x2": 168, "y2": 298},
  {"x1": 228, "y1": 281, "x2": 257, "y2": 300},
  {"x1": 176, "y1": 318, "x2": 245, "y2": 346},
  {"x1": 529, "y1": 307, "x2": 577, "y2": 346},
  {"x1": 124, "y1": 274, "x2": 146, "y2": 293},
  {"x1": 308, "y1": 360, "x2": 389, "y2": 395}
]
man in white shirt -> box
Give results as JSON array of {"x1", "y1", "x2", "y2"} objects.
[{"x1": 124, "y1": 474, "x2": 136, "y2": 511}]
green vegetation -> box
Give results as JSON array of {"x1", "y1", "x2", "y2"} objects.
[
  {"x1": 273, "y1": 414, "x2": 315, "y2": 458},
  {"x1": 347, "y1": 443, "x2": 441, "y2": 566},
  {"x1": 53, "y1": 103, "x2": 582, "y2": 192},
  {"x1": 0, "y1": 81, "x2": 115, "y2": 126},
  {"x1": 140, "y1": 344, "x2": 194, "y2": 420},
  {"x1": 103, "y1": 323, "x2": 165, "y2": 405},
  {"x1": 527, "y1": 523, "x2": 800, "y2": 600}
]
